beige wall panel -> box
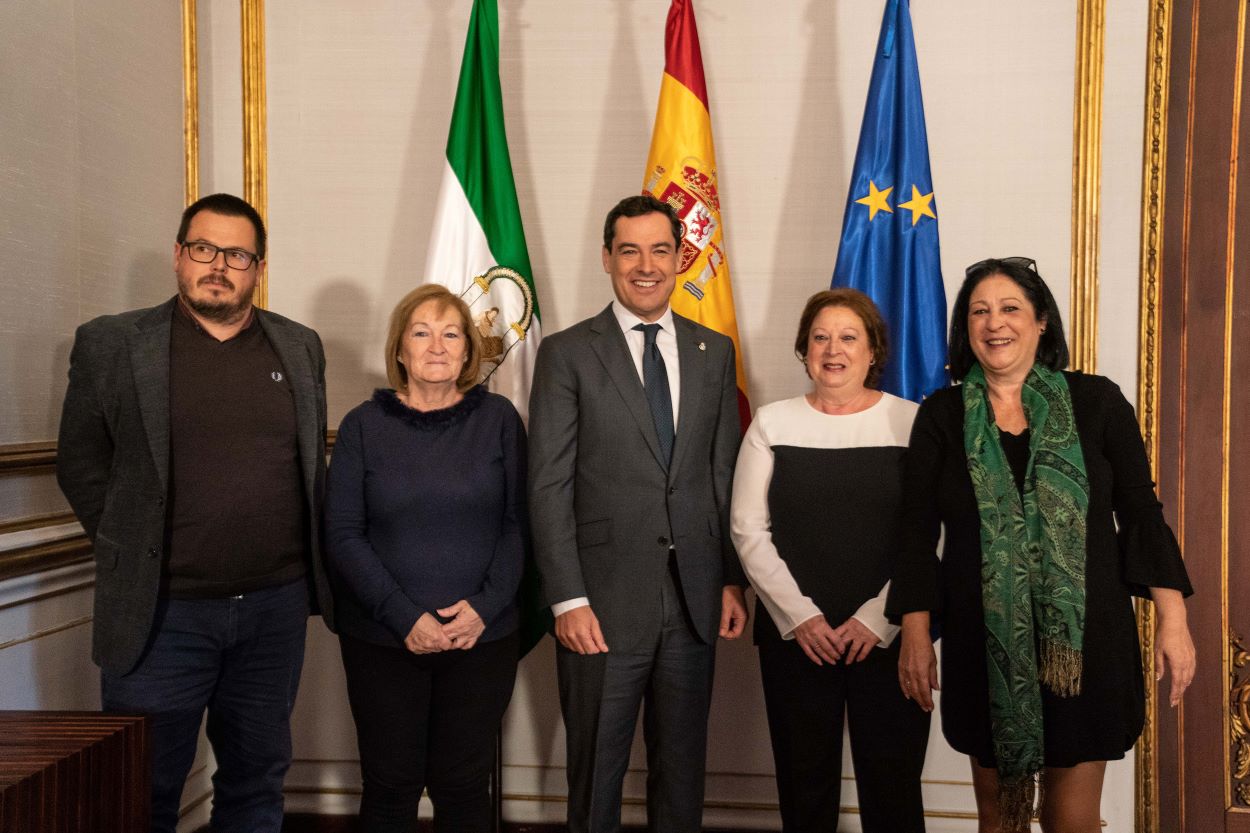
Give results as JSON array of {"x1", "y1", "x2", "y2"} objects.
[
  {"x1": 0, "y1": 1, "x2": 80, "y2": 448},
  {"x1": 1097, "y1": 1, "x2": 1150, "y2": 824},
  {"x1": 198, "y1": 0, "x2": 245, "y2": 198},
  {"x1": 0, "y1": 0, "x2": 182, "y2": 528},
  {"x1": 1099, "y1": 0, "x2": 1149, "y2": 396},
  {"x1": 0, "y1": 0, "x2": 190, "y2": 815}
]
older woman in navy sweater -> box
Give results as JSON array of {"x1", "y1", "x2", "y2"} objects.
[{"x1": 326, "y1": 284, "x2": 525, "y2": 833}]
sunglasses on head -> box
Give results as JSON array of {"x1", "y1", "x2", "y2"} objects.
[{"x1": 965, "y1": 256, "x2": 1037, "y2": 278}]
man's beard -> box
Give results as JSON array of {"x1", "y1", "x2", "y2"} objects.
[{"x1": 180, "y1": 277, "x2": 254, "y2": 323}]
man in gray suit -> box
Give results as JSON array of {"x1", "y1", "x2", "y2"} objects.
[
  {"x1": 529, "y1": 194, "x2": 748, "y2": 833},
  {"x1": 57, "y1": 193, "x2": 332, "y2": 833}
]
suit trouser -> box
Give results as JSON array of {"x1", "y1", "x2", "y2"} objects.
[
  {"x1": 557, "y1": 557, "x2": 714, "y2": 833},
  {"x1": 100, "y1": 579, "x2": 310, "y2": 833},
  {"x1": 759, "y1": 636, "x2": 930, "y2": 833}
]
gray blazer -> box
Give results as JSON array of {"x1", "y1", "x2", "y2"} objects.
[
  {"x1": 56, "y1": 297, "x2": 333, "y2": 676},
  {"x1": 528, "y1": 305, "x2": 744, "y2": 652}
]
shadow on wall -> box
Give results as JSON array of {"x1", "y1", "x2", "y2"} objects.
[
  {"x1": 582, "y1": 0, "x2": 650, "y2": 317},
  {"x1": 494, "y1": 0, "x2": 657, "y2": 785},
  {"x1": 290, "y1": 282, "x2": 382, "y2": 775},
  {"x1": 497, "y1": 0, "x2": 569, "y2": 720},
  {"x1": 289, "y1": 618, "x2": 357, "y2": 767},
  {"x1": 509, "y1": 634, "x2": 562, "y2": 779},
  {"x1": 128, "y1": 248, "x2": 173, "y2": 310},
  {"x1": 41, "y1": 337, "x2": 73, "y2": 443},
  {"x1": 382, "y1": 0, "x2": 457, "y2": 315},
  {"x1": 499, "y1": 0, "x2": 547, "y2": 322},
  {"x1": 308, "y1": 280, "x2": 387, "y2": 427},
  {"x1": 757, "y1": 0, "x2": 846, "y2": 399},
  {"x1": 571, "y1": 0, "x2": 652, "y2": 322},
  {"x1": 37, "y1": 248, "x2": 170, "y2": 444}
]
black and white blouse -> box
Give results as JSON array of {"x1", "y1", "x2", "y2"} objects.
[{"x1": 731, "y1": 393, "x2": 917, "y2": 644}]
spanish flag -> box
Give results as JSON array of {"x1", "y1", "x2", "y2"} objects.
[{"x1": 643, "y1": 0, "x2": 750, "y2": 428}]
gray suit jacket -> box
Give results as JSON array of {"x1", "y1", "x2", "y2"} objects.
[
  {"x1": 56, "y1": 296, "x2": 333, "y2": 676},
  {"x1": 528, "y1": 305, "x2": 744, "y2": 652}
]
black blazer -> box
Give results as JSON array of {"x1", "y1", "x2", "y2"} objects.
[
  {"x1": 886, "y1": 371, "x2": 1192, "y2": 765},
  {"x1": 56, "y1": 297, "x2": 334, "y2": 676}
]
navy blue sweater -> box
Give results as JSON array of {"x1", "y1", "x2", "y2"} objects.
[{"x1": 325, "y1": 386, "x2": 526, "y2": 647}]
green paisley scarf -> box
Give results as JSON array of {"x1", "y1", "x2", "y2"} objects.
[{"x1": 962, "y1": 363, "x2": 1089, "y2": 831}]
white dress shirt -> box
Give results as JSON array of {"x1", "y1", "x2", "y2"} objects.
[{"x1": 552, "y1": 301, "x2": 682, "y2": 618}]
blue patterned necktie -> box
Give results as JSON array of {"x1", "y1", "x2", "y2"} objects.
[{"x1": 634, "y1": 323, "x2": 674, "y2": 467}]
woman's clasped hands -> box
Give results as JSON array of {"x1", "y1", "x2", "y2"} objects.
[
  {"x1": 403, "y1": 600, "x2": 485, "y2": 654},
  {"x1": 792, "y1": 614, "x2": 881, "y2": 666}
]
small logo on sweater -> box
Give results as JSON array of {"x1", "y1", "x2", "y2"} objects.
[{"x1": 271, "y1": 371, "x2": 284, "y2": 382}]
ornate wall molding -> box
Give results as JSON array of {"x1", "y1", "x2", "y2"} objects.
[
  {"x1": 0, "y1": 512, "x2": 75, "y2": 537},
  {"x1": 1070, "y1": 0, "x2": 1106, "y2": 373},
  {"x1": 182, "y1": 0, "x2": 199, "y2": 205},
  {"x1": 0, "y1": 512, "x2": 89, "y2": 583},
  {"x1": 241, "y1": 0, "x2": 269, "y2": 310},
  {"x1": 1222, "y1": 0, "x2": 1247, "y2": 812},
  {"x1": 1232, "y1": 634, "x2": 1250, "y2": 806},
  {"x1": 0, "y1": 442, "x2": 56, "y2": 474},
  {"x1": 0, "y1": 435, "x2": 332, "y2": 479},
  {"x1": 1136, "y1": 1, "x2": 1172, "y2": 827}
]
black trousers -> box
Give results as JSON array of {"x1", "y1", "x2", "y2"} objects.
[
  {"x1": 759, "y1": 636, "x2": 930, "y2": 833},
  {"x1": 338, "y1": 630, "x2": 519, "y2": 833}
]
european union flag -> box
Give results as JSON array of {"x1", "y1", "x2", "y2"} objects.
[{"x1": 832, "y1": 0, "x2": 947, "y2": 402}]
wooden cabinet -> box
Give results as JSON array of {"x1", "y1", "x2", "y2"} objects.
[{"x1": 0, "y1": 712, "x2": 148, "y2": 833}]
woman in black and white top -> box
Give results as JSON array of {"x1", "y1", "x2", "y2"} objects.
[{"x1": 731, "y1": 288, "x2": 929, "y2": 833}]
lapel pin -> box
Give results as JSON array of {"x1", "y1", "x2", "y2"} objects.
[{"x1": 698, "y1": 342, "x2": 706, "y2": 351}]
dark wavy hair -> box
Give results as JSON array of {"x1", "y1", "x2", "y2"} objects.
[
  {"x1": 948, "y1": 257, "x2": 1068, "y2": 381},
  {"x1": 793, "y1": 288, "x2": 889, "y2": 389},
  {"x1": 602, "y1": 194, "x2": 682, "y2": 251}
]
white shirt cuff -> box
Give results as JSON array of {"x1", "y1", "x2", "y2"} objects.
[
  {"x1": 780, "y1": 610, "x2": 824, "y2": 641},
  {"x1": 851, "y1": 590, "x2": 899, "y2": 648},
  {"x1": 552, "y1": 597, "x2": 590, "y2": 617}
]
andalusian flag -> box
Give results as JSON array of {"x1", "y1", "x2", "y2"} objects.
[
  {"x1": 425, "y1": 0, "x2": 548, "y2": 656},
  {"x1": 425, "y1": 0, "x2": 541, "y2": 422},
  {"x1": 643, "y1": 0, "x2": 750, "y2": 427}
]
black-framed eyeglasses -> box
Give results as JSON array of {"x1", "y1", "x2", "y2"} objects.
[
  {"x1": 965, "y1": 256, "x2": 1036, "y2": 278},
  {"x1": 181, "y1": 241, "x2": 259, "y2": 270}
]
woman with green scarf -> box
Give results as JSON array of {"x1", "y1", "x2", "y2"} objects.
[{"x1": 887, "y1": 258, "x2": 1195, "y2": 833}]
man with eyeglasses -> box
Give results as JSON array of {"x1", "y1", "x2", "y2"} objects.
[{"x1": 56, "y1": 192, "x2": 333, "y2": 833}]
